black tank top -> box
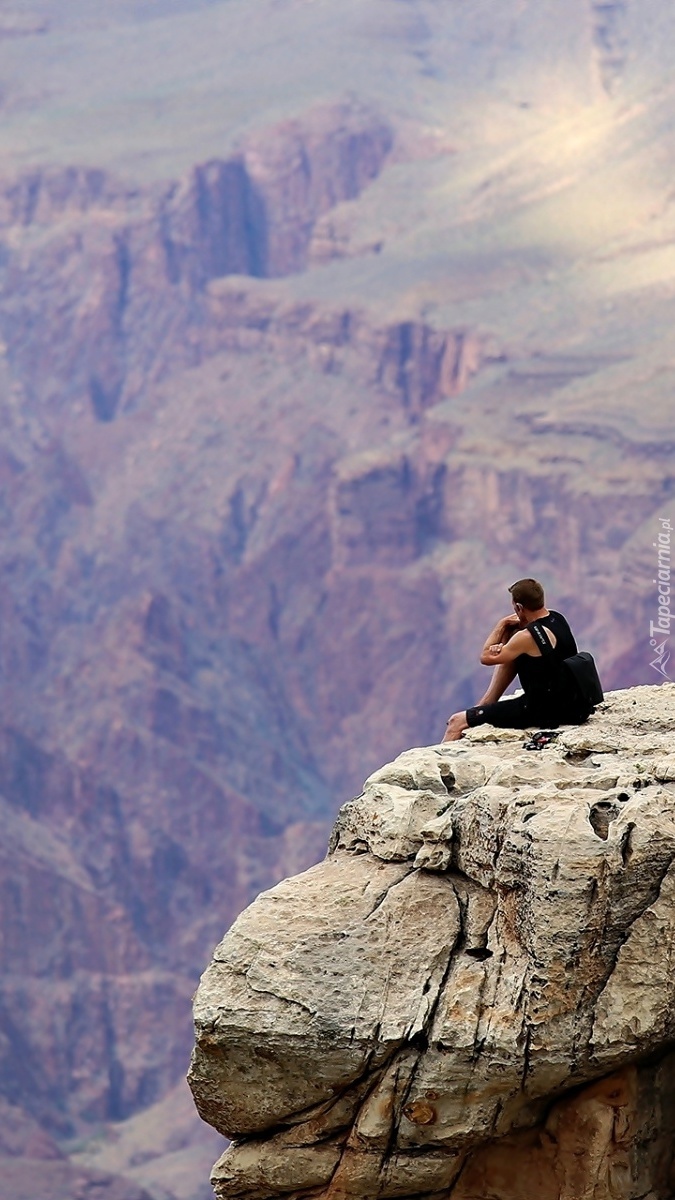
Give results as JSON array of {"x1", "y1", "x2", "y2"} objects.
[{"x1": 515, "y1": 610, "x2": 578, "y2": 707}]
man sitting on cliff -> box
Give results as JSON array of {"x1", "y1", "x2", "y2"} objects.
[{"x1": 443, "y1": 578, "x2": 587, "y2": 741}]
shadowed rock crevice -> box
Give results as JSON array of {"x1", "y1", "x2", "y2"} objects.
[
  {"x1": 190, "y1": 684, "x2": 675, "y2": 1199},
  {"x1": 588, "y1": 798, "x2": 619, "y2": 839}
]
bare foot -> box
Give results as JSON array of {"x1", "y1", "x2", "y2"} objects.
[{"x1": 442, "y1": 711, "x2": 469, "y2": 742}]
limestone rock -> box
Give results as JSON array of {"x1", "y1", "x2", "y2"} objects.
[{"x1": 189, "y1": 684, "x2": 675, "y2": 1199}]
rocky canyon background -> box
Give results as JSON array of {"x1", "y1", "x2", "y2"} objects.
[{"x1": 0, "y1": 2, "x2": 674, "y2": 1198}]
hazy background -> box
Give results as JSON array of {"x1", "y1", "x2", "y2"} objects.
[{"x1": 0, "y1": 2, "x2": 673, "y2": 1197}]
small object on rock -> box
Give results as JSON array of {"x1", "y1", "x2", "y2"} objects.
[{"x1": 523, "y1": 729, "x2": 560, "y2": 750}]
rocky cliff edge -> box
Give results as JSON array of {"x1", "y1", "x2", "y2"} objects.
[{"x1": 189, "y1": 683, "x2": 675, "y2": 1200}]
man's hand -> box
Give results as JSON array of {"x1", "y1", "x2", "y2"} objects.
[{"x1": 499, "y1": 615, "x2": 522, "y2": 639}]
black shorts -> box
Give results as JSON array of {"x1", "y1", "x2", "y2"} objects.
[{"x1": 465, "y1": 695, "x2": 585, "y2": 730}]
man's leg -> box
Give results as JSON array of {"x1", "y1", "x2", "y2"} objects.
[
  {"x1": 476, "y1": 661, "x2": 518, "y2": 706},
  {"x1": 443, "y1": 662, "x2": 519, "y2": 742},
  {"x1": 444, "y1": 695, "x2": 534, "y2": 741}
]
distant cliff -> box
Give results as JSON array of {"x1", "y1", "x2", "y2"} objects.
[
  {"x1": 1, "y1": 100, "x2": 392, "y2": 421},
  {"x1": 190, "y1": 683, "x2": 675, "y2": 1200}
]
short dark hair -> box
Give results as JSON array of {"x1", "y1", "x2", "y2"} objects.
[{"x1": 509, "y1": 578, "x2": 545, "y2": 609}]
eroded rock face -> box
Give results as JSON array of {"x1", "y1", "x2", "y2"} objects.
[{"x1": 189, "y1": 683, "x2": 675, "y2": 1199}]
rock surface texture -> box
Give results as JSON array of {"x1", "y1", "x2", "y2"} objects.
[{"x1": 190, "y1": 684, "x2": 675, "y2": 1200}]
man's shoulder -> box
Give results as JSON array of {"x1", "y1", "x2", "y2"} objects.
[
  {"x1": 524, "y1": 619, "x2": 555, "y2": 650},
  {"x1": 511, "y1": 627, "x2": 535, "y2": 644},
  {"x1": 510, "y1": 626, "x2": 541, "y2": 653}
]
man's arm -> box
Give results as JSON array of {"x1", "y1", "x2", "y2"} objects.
[
  {"x1": 480, "y1": 615, "x2": 521, "y2": 661},
  {"x1": 480, "y1": 628, "x2": 532, "y2": 666}
]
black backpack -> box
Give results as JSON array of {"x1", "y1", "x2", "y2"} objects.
[{"x1": 528, "y1": 619, "x2": 604, "y2": 718}]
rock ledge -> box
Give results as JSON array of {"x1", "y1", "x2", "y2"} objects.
[{"x1": 189, "y1": 684, "x2": 675, "y2": 1200}]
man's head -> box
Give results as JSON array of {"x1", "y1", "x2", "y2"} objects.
[{"x1": 508, "y1": 577, "x2": 545, "y2": 622}]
